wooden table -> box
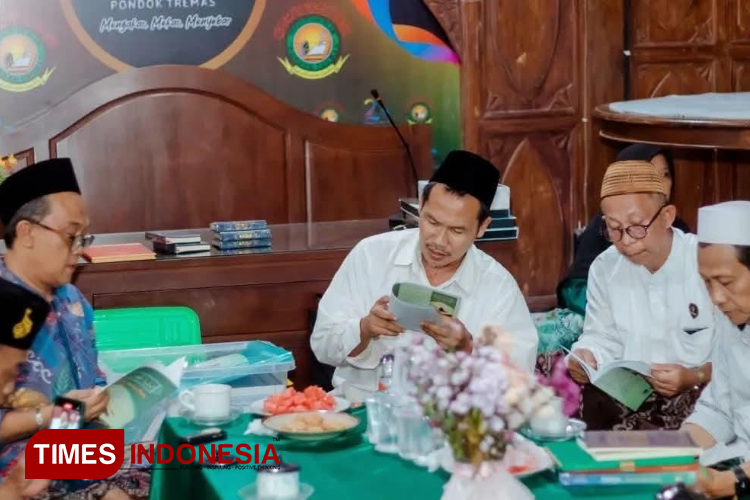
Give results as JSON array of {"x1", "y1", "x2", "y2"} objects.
[
  {"x1": 38, "y1": 220, "x2": 521, "y2": 388},
  {"x1": 594, "y1": 101, "x2": 750, "y2": 150}
]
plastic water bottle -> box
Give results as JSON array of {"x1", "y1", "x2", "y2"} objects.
[{"x1": 378, "y1": 354, "x2": 394, "y2": 392}]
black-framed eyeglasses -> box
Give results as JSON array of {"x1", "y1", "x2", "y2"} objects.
[
  {"x1": 29, "y1": 221, "x2": 95, "y2": 252},
  {"x1": 601, "y1": 205, "x2": 666, "y2": 243}
]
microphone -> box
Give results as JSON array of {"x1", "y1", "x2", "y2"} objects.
[{"x1": 370, "y1": 89, "x2": 419, "y2": 187}]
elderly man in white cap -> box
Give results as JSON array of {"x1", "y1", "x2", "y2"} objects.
[
  {"x1": 567, "y1": 160, "x2": 716, "y2": 430},
  {"x1": 680, "y1": 201, "x2": 750, "y2": 499}
]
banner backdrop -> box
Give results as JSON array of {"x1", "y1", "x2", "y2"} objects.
[{"x1": 0, "y1": 0, "x2": 460, "y2": 165}]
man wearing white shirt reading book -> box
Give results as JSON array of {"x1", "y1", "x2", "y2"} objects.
[
  {"x1": 310, "y1": 150, "x2": 538, "y2": 403},
  {"x1": 567, "y1": 159, "x2": 716, "y2": 431},
  {"x1": 679, "y1": 201, "x2": 750, "y2": 499}
]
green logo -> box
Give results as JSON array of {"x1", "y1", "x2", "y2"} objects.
[
  {"x1": 278, "y1": 15, "x2": 349, "y2": 80},
  {"x1": 0, "y1": 27, "x2": 54, "y2": 92}
]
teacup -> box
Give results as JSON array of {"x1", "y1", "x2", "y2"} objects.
[{"x1": 179, "y1": 384, "x2": 232, "y2": 420}]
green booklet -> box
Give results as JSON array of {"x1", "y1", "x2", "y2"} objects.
[
  {"x1": 99, "y1": 358, "x2": 184, "y2": 444},
  {"x1": 389, "y1": 282, "x2": 461, "y2": 332},
  {"x1": 564, "y1": 348, "x2": 653, "y2": 411}
]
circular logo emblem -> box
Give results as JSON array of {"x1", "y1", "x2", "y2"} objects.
[
  {"x1": 279, "y1": 15, "x2": 348, "y2": 80},
  {"x1": 60, "y1": 0, "x2": 266, "y2": 71},
  {"x1": 287, "y1": 16, "x2": 339, "y2": 72},
  {"x1": 408, "y1": 102, "x2": 432, "y2": 124},
  {"x1": 0, "y1": 27, "x2": 54, "y2": 92},
  {"x1": 319, "y1": 108, "x2": 340, "y2": 122}
]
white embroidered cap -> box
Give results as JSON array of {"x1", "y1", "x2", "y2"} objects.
[{"x1": 697, "y1": 200, "x2": 750, "y2": 246}]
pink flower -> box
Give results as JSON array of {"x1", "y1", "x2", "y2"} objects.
[{"x1": 537, "y1": 356, "x2": 581, "y2": 416}]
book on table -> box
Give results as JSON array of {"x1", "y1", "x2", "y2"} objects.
[
  {"x1": 563, "y1": 347, "x2": 653, "y2": 411},
  {"x1": 144, "y1": 231, "x2": 202, "y2": 245},
  {"x1": 546, "y1": 433, "x2": 700, "y2": 487},
  {"x1": 82, "y1": 243, "x2": 156, "y2": 263}
]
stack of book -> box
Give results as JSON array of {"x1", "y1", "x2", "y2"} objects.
[
  {"x1": 545, "y1": 430, "x2": 701, "y2": 489},
  {"x1": 210, "y1": 220, "x2": 272, "y2": 251},
  {"x1": 145, "y1": 231, "x2": 210, "y2": 255},
  {"x1": 398, "y1": 197, "x2": 519, "y2": 242}
]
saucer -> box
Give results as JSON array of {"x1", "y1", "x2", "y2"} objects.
[
  {"x1": 523, "y1": 418, "x2": 587, "y2": 442},
  {"x1": 180, "y1": 406, "x2": 243, "y2": 427},
  {"x1": 238, "y1": 483, "x2": 314, "y2": 500}
]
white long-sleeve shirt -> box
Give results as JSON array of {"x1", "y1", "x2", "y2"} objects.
[
  {"x1": 570, "y1": 228, "x2": 716, "y2": 367},
  {"x1": 310, "y1": 228, "x2": 538, "y2": 402},
  {"x1": 684, "y1": 312, "x2": 750, "y2": 464}
]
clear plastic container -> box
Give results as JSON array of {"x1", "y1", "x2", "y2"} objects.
[{"x1": 98, "y1": 340, "x2": 295, "y2": 409}]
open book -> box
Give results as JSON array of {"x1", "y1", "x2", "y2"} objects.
[
  {"x1": 98, "y1": 358, "x2": 184, "y2": 444},
  {"x1": 564, "y1": 348, "x2": 653, "y2": 411},
  {"x1": 388, "y1": 282, "x2": 461, "y2": 333}
]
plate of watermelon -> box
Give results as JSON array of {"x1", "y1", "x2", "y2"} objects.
[{"x1": 250, "y1": 386, "x2": 350, "y2": 416}]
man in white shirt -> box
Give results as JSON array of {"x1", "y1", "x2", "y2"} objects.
[
  {"x1": 567, "y1": 160, "x2": 715, "y2": 430},
  {"x1": 310, "y1": 150, "x2": 538, "y2": 402},
  {"x1": 680, "y1": 201, "x2": 750, "y2": 499}
]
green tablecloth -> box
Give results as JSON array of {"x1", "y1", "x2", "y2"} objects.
[{"x1": 148, "y1": 408, "x2": 662, "y2": 500}]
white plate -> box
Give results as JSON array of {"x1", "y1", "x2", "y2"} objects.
[
  {"x1": 438, "y1": 433, "x2": 554, "y2": 478},
  {"x1": 248, "y1": 396, "x2": 350, "y2": 416},
  {"x1": 262, "y1": 411, "x2": 360, "y2": 441}
]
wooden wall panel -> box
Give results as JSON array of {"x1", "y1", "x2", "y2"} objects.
[
  {"x1": 481, "y1": 0, "x2": 577, "y2": 116},
  {"x1": 420, "y1": 0, "x2": 625, "y2": 306},
  {"x1": 633, "y1": 62, "x2": 718, "y2": 98},
  {"x1": 626, "y1": 0, "x2": 750, "y2": 224}
]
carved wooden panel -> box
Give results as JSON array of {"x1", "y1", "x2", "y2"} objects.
[
  {"x1": 731, "y1": 60, "x2": 750, "y2": 91},
  {"x1": 481, "y1": 128, "x2": 576, "y2": 297},
  {"x1": 481, "y1": 0, "x2": 577, "y2": 116},
  {"x1": 633, "y1": 61, "x2": 717, "y2": 98},
  {"x1": 632, "y1": 0, "x2": 717, "y2": 47},
  {"x1": 731, "y1": 0, "x2": 750, "y2": 42},
  {"x1": 422, "y1": 0, "x2": 461, "y2": 53}
]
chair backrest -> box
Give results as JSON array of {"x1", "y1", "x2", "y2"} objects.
[{"x1": 94, "y1": 306, "x2": 202, "y2": 351}]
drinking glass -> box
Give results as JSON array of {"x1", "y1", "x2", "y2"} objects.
[{"x1": 395, "y1": 403, "x2": 433, "y2": 460}]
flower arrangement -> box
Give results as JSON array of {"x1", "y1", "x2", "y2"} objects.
[{"x1": 404, "y1": 326, "x2": 555, "y2": 470}]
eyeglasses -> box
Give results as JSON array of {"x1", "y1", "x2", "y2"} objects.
[
  {"x1": 601, "y1": 205, "x2": 666, "y2": 243},
  {"x1": 29, "y1": 221, "x2": 95, "y2": 252}
]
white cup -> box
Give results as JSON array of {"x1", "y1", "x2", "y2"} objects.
[{"x1": 179, "y1": 384, "x2": 232, "y2": 420}]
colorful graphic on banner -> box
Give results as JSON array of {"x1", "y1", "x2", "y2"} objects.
[
  {"x1": 60, "y1": 0, "x2": 265, "y2": 71},
  {"x1": 0, "y1": 27, "x2": 55, "y2": 92},
  {"x1": 350, "y1": 0, "x2": 458, "y2": 64},
  {"x1": 275, "y1": 5, "x2": 350, "y2": 80},
  {"x1": 363, "y1": 95, "x2": 387, "y2": 125}
]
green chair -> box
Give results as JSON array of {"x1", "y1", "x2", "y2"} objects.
[{"x1": 93, "y1": 306, "x2": 202, "y2": 352}]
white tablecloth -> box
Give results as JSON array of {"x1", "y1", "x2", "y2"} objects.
[{"x1": 609, "y1": 92, "x2": 750, "y2": 120}]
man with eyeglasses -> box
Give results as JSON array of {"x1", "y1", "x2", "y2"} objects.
[
  {"x1": 0, "y1": 159, "x2": 119, "y2": 499},
  {"x1": 566, "y1": 160, "x2": 716, "y2": 431}
]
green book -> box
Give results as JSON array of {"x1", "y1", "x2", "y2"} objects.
[{"x1": 545, "y1": 440, "x2": 698, "y2": 473}]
